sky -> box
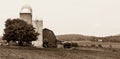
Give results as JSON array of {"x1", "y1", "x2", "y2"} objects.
[{"x1": 0, "y1": 0, "x2": 120, "y2": 37}]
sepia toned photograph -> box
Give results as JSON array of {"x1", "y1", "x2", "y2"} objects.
[{"x1": 0, "y1": 0, "x2": 120, "y2": 59}]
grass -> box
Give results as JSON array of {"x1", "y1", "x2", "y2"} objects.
[
  {"x1": 64, "y1": 41, "x2": 120, "y2": 48},
  {"x1": 0, "y1": 46, "x2": 120, "y2": 59}
]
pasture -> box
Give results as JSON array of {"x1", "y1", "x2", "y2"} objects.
[
  {"x1": 63, "y1": 41, "x2": 120, "y2": 49},
  {"x1": 0, "y1": 46, "x2": 119, "y2": 59}
]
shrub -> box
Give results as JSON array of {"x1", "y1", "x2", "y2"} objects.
[
  {"x1": 71, "y1": 43, "x2": 78, "y2": 47},
  {"x1": 98, "y1": 44, "x2": 103, "y2": 48},
  {"x1": 91, "y1": 44, "x2": 96, "y2": 47},
  {"x1": 63, "y1": 42, "x2": 72, "y2": 48}
]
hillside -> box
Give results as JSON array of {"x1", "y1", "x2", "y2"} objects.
[
  {"x1": 103, "y1": 35, "x2": 120, "y2": 42},
  {"x1": 56, "y1": 34, "x2": 120, "y2": 42},
  {"x1": 56, "y1": 34, "x2": 95, "y2": 41}
]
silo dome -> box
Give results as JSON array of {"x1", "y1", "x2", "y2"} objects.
[
  {"x1": 20, "y1": 5, "x2": 32, "y2": 13},
  {"x1": 20, "y1": 5, "x2": 32, "y2": 24}
]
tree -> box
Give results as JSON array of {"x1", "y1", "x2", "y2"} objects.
[{"x1": 2, "y1": 18, "x2": 39, "y2": 46}]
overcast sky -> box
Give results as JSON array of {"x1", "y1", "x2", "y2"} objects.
[{"x1": 0, "y1": 0, "x2": 120, "y2": 37}]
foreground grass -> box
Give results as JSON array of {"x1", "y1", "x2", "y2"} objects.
[{"x1": 0, "y1": 46, "x2": 120, "y2": 59}]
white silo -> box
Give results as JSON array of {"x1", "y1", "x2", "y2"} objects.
[
  {"x1": 32, "y1": 20, "x2": 43, "y2": 48},
  {"x1": 20, "y1": 5, "x2": 32, "y2": 24},
  {"x1": 19, "y1": 5, "x2": 43, "y2": 48}
]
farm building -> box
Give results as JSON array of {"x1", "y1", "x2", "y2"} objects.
[
  {"x1": 43, "y1": 28, "x2": 57, "y2": 48},
  {"x1": 20, "y1": 5, "x2": 57, "y2": 48},
  {"x1": 20, "y1": 5, "x2": 43, "y2": 48},
  {"x1": 1, "y1": 5, "x2": 57, "y2": 48}
]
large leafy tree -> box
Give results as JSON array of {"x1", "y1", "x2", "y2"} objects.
[{"x1": 2, "y1": 18, "x2": 39, "y2": 46}]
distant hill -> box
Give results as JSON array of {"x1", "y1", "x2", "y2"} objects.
[
  {"x1": 56, "y1": 34, "x2": 95, "y2": 41},
  {"x1": 56, "y1": 34, "x2": 120, "y2": 42},
  {"x1": 103, "y1": 35, "x2": 120, "y2": 42}
]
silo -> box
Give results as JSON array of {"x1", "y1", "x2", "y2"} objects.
[
  {"x1": 20, "y1": 5, "x2": 32, "y2": 24},
  {"x1": 32, "y1": 20, "x2": 43, "y2": 48}
]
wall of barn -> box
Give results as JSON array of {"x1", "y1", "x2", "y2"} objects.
[{"x1": 43, "y1": 28, "x2": 57, "y2": 48}]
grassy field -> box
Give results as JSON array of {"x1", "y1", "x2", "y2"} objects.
[
  {"x1": 0, "y1": 46, "x2": 120, "y2": 59},
  {"x1": 63, "y1": 41, "x2": 120, "y2": 48}
]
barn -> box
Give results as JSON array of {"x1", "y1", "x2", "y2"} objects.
[{"x1": 43, "y1": 28, "x2": 57, "y2": 48}]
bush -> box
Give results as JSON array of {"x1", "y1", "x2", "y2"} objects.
[
  {"x1": 63, "y1": 42, "x2": 72, "y2": 48},
  {"x1": 91, "y1": 44, "x2": 96, "y2": 47},
  {"x1": 71, "y1": 43, "x2": 78, "y2": 47},
  {"x1": 98, "y1": 44, "x2": 102, "y2": 48}
]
